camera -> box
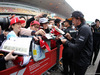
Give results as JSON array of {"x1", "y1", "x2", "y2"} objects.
[{"x1": 0, "y1": 17, "x2": 10, "y2": 30}]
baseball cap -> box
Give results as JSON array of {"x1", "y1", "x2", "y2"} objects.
[
  {"x1": 39, "y1": 18, "x2": 48, "y2": 23},
  {"x1": 71, "y1": 11, "x2": 84, "y2": 18},
  {"x1": 10, "y1": 17, "x2": 25, "y2": 25},
  {"x1": 68, "y1": 18, "x2": 72, "y2": 20},
  {"x1": 30, "y1": 20, "x2": 40, "y2": 26}
]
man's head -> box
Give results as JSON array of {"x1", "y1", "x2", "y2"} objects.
[
  {"x1": 30, "y1": 20, "x2": 40, "y2": 31},
  {"x1": 39, "y1": 18, "x2": 48, "y2": 29},
  {"x1": 48, "y1": 19, "x2": 55, "y2": 25},
  {"x1": 19, "y1": 16, "x2": 26, "y2": 28},
  {"x1": 95, "y1": 19, "x2": 99, "y2": 23},
  {"x1": 10, "y1": 17, "x2": 25, "y2": 32},
  {"x1": 64, "y1": 19, "x2": 72, "y2": 27},
  {"x1": 71, "y1": 11, "x2": 85, "y2": 27},
  {"x1": 95, "y1": 19, "x2": 100, "y2": 27},
  {"x1": 54, "y1": 19, "x2": 61, "y2": 28}
]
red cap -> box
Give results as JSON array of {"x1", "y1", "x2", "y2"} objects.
[
  {"x1": 40, "y1": 40, "x2": 51, "y2": 51},
  {"x1": 10, "y1": 17, "x2": 25, "y2": 25},
  {"x1": 30, "y1": 20, "x2": 40, "y2": 26}
]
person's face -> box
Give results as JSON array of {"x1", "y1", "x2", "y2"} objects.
[
  {"x1": 20, "y1": 18, "x2": 26, "y2": 28},
  {"x1": 57, "y1": 22, "x2": 60, "y2": 27},
  {"x1": 49, "y1": 20, "x2": 54, "y2": 25},
  {"x1": 43, "y1": 23, "x2": 48, "y2": 29},
  {"x1": 64, "y1": 21, "x2": 70, "y2": 27},
  {"x1": 21, "y1": 22, "x2": 26, "y2": 28},
  {"x1": 12, "y1": 23, "x2": 21, "y2": 32},
  {"x1": 72, "y1": 17, "x2": 79, "y2": 27},
  {"x1": 30, "y1": 24, "x2": 40, "y2": 31},
  {"x1": 96, "y1": 21, "x2": 100, "y2": 27}
]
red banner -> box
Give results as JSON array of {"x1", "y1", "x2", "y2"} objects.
[{"x1": 0, "y1": 45, "x2": 63, "y2": 75}]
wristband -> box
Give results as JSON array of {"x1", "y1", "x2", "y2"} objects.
[{"x1": 31, "y1": 31, "x2": 36, "y2": 36}]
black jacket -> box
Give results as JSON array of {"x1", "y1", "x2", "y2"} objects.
[
  {"x1": 93, "y1": 26, "x2": 100, "y2": 41},
  {"x1": 0, "y1": 57, "x2": 6, "y2": 71},
  {"x1": 64, "y1": 26, "x2": 77, "y2": 38},
  {"x1": 0, "y1": 34, "x2": 6, "y2": 46},
  {"x1": 63, "y1": 26, "x2": 77, "y2": 58},
  {"x1": 0, "y1": 34, "x2": 7, "y2": 71},
  {"x1": 64, "y1": 23, "x2": 93, "y2": 66}
]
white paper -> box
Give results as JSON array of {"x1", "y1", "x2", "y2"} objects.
[
  {"x1": 1, "y1": 37, "x2": 32, "y2": 55},
  {"x1": 45, "y1": 34, "x2": 53, "y2": 39}
]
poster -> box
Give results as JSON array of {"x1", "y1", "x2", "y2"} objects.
[{"x1": 0, "y1": 37, "x2": 32, "y2": 55}]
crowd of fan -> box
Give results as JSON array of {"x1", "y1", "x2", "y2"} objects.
[{"x1": 0, "y1": 12, "x2": 100, "y2": 75}]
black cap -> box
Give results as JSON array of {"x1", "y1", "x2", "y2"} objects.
[
  {"x1": 71, "y1": 11, "x2": 84, "y2": 18},
  {"x1": 65, "y1": 19, "x2": 72, "y2": 25}
]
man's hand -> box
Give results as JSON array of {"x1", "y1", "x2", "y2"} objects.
[
  {"x1": 55, "y1": 35, "x2": 61, "y2": 40},
  {"x1": 61, "y1": 39, "x2": 67, "y2": 44},
  {"x1": 33, "y1": 36, "x2": 39, "y2": 41},
  {"x1": 52, "y1": 26, "x2": 58, "y2": 29},
  {"x1": 4, "y1": 50, "x2": 18, "y2": 61},
  {"x1": 34, "y1": 13, "x2": 43, "y2": 19},
  {"x1": 65, "y1": 33, "x2": 72, "y2": 40},
  {"x1": 35, "y1": 29, "x2": 46, "y2": 36}
]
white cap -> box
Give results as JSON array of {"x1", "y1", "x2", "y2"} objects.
[{"x1": 39, "y1": 18, "x2": 48, "y2": 23}]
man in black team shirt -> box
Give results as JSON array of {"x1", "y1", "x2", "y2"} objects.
[{"x1": 58, "y1": 11, "x2": 93, "y2": 75}]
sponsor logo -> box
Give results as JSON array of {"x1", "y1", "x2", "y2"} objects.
[{"x1": 10, "y1": 68, "x2": 26, "y2": 75}]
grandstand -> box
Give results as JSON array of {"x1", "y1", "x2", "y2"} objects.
[{"x1": 0, "y1": 0, "x2": 74, "y2": 18}]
